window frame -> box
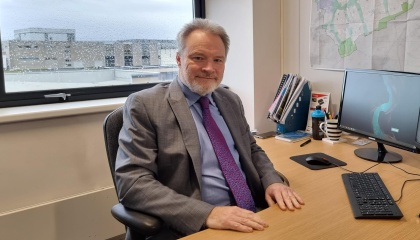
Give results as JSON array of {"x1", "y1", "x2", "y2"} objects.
[{"x1": 0, "y1": 0, "x2": 205, "y2": 108}]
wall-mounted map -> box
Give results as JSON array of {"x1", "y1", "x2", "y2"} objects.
[{"x1": 310, "y1": 0, "x2": 420, "y2": 73}]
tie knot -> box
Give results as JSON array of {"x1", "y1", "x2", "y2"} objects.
[{"x1": 199, "y1": 96, "x2": 210, "y2": 110}]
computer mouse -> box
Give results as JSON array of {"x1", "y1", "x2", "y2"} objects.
[{"x1": 305, "y1": 156, "x2": 332, "y2": 165}]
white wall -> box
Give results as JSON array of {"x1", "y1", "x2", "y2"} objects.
[
  {"x1": 207, "y1": 0, "x2": 255, "y2": 128},
  {"x1": 207, "y1": 0, "x2": 281, "y2": 133},
  {"x1": 0, "y1": 111, "x2": 124, "y2": 239},
  {"x1": 282, "y1": 0, "x2": 344, "y2": 113},
  {"x1": 208, "y1": 0, "x2": 343, "y2": 133}
]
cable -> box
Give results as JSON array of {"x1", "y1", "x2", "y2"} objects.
[
  {"x1": 386, "y1": 161, "x2": 420, "y2": 176},
  {"x1": 331, "y1": 162, "x2": 381, "y2": 173},
  {"x1": 384, "y1": 161, "x2": 420, "y2": 202},
  {"x1": 394, "y1": 179, "x2": 420, "y2": 202}
]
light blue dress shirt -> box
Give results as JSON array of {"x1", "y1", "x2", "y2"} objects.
[{"x1": 177, "y1": 78, "x2": 247, "y2": 206}]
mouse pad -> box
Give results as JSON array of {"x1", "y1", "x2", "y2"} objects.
[{"x1": 290, "y1": 152, "x2": 347, "y2": 170}]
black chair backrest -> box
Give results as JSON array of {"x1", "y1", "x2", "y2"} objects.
[
  {"x1": 103, "y1": 106, "x2": 124, "y2": 193},
  {"x1": 103, "y1": 106, "x2": 162, "y2": 239}
]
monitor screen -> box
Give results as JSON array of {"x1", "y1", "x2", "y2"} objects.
[{"x1": 338, "y1": 69, "x2": 420, "y2": 162}]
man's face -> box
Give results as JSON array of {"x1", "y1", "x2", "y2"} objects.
[{"x1": 176, "y1": 30, "x2": 226, "y2": 96}]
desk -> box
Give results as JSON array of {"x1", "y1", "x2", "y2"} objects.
[{"x1": 182, "y1": 138, "x2": 420, "y2": 240}]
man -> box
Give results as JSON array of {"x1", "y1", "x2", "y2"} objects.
[{"x1": 115, "y1": 18, "x2": 304, "y2": 239}]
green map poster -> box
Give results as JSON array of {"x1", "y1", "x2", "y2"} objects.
[{"x1": 310, "y1": 0, "x2": 420, "y2": 72}]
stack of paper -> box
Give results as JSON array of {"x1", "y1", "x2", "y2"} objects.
[{"x1": 268, "y1": 74, "x2": 310, "y2": 124}]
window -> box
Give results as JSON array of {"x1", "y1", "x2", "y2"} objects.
[{"x1": 0, "y1": 0, "x2": 205, "y2": 107}]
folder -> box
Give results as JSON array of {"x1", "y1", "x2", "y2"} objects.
[
  {"x1": 267, "y1": 74, "x2": 311, "y2": 134},
  {"x1": 276, "y1": 82, "x2": 311, "y2": 133}
]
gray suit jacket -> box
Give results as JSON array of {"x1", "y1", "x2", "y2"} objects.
[{"x1": 115, "y1": 80, "x2": 283, "y2": 237}]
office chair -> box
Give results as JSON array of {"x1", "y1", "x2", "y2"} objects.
[
  {"x1": 103, "y1": 107, "x2": 162, "y2": 240},
  {"x1": 103, "y1": 107, "x2": 290, "y2": 239}
]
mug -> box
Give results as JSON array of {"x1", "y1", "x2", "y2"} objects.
[{"x1": 319, "y1": 119, "x2": 342, "y2": 141}]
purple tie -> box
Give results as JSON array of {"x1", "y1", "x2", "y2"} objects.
[{"x1": 199, "y1": 97, "x2": 256, "y2": 212}]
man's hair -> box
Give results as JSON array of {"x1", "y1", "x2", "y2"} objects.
[{"x1": 176, "y1": 18, "x2": 230, "y2": 56}]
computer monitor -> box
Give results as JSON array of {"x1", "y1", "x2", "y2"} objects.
[{"x1": 338, "y1": 69, "x2": 420, "y2": 163}]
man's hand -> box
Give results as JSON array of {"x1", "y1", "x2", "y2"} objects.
[
  {"x1": 205, "y1": 206, "x2": 269, "y2": 232},
  {"x1": 265, "y1": 183, "x2": 305, "y2": 210}
]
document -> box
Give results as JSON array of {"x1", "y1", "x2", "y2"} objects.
[
  {"x1": 268, "y1": 74, "x2": 312, "y2": 134},
  {"x1": 279, "y1": 77, "x2": 309, "y2": 124}
]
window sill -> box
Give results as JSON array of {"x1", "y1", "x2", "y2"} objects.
[{"x1": 0, "y1": 97, "x2": 126, "y2": 124}]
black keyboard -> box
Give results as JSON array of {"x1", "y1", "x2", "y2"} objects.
[{"x1": 342, "y1": 172, "x2": 403, "y2": 219}]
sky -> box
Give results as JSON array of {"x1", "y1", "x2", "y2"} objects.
[{"x1": 0, "y1": 0, "x2": 193, "y2": 41}]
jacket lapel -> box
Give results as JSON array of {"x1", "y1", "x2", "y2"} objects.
[
  {"x1": 167, "y1": 81, "x2": 203, "y2": 188},
  {"x1": 212, "y1": 90, "x2": 245, "y2": 151}
]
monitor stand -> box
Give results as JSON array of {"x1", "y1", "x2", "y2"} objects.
[{"x1": 354, "y1": 142, "x2": 402, "y2": 163}]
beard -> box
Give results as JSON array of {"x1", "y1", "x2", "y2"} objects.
[{"x1": 183, "y1": 75, "x2": 222, "y2": 96}]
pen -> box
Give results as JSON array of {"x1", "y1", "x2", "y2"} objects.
[
  {"x1": 300, "y1": 139, "x2": 311, "y2": 147},
  {"x1": 324, "y1": 110, "x2": 328, "y2": 119}
]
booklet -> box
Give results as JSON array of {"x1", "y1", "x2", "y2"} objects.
[{"x1": 275, "y1": 130, "x2": 311, "y2": 143}]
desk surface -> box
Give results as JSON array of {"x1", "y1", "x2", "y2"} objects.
[{"x1": 182, "y1": 138, "x2": 420, "y2": 240}]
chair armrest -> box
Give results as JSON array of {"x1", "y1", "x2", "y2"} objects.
[
  {"x1": 276, "y1": 171, "x2": 290, "y2": 186},
  {"x1": 111, "y1": 203, "x2": 162, "y2": 236}
]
